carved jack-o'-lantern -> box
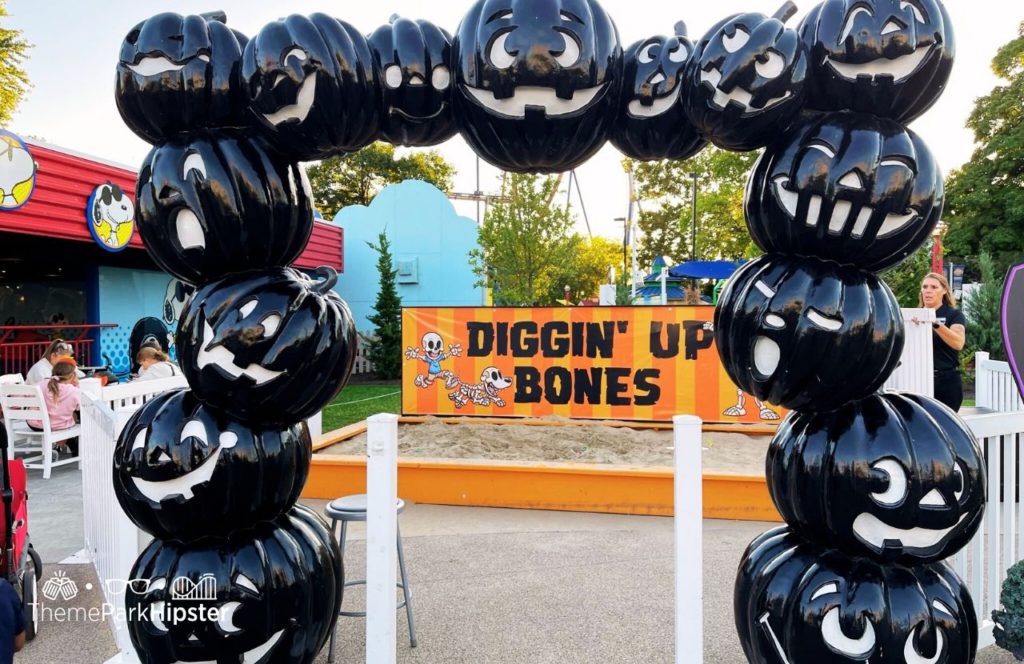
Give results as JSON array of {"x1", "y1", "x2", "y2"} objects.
[
  {"x1": 453, "y1": 0, "x2": 622, "y2": 172},
  {"x1": 746, "y1": 111, "x2": 943, "y2": 271},
  {"x1": 799, "y1": 0, "x2": 955, "y2": 123},
  {"x1": 736, "y1": 527, "x2": 978, "y2": 664},
  {"x1": 369, "y1": 16, "x2": 457, "y2": 147},
  {"x1": 177, "y1": 267, "x2": 356, "y2": 426},
  {"x1": 714, "y1": 255, "x2": 904, "y2": 412},
  {"x1": 135, "y1": 131, "x2": 313, "y2": 286},
  {"x1": 126, "y1": 505, "x2": 342, "y2": 664},
  {"x1": 112, "y1": 389, "x2": 311, "y2": 542},
  {"x1": 610, "y1": 23, "x2": 706, "y2": 161},
  {"x1": 115, "y1": 12, "x2": 249, "y2": 144},
  {"x1": 683, "y1": 2, "x2": 808, "y2": 151},
  {"x1": 241, "y1": 13, "x2": 380, "y2": 160},
  {"x1": 767, "y1": 392, "x2": 985, "y2": 564}
]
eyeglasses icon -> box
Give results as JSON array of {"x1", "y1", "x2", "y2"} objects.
[{"x1": 105, "y1": 578, "x2": 167, "y2": 595}]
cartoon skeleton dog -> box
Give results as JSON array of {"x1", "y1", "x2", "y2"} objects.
[
  {"x1": 406, "y1": 332, "x2": 462, "y2": 387},
  {"x1": 448, "y1": 366, "x2": 513, "y2": 408},
  {"x1": 722, "y1": 388, "x2": 780, "y2": 421}
]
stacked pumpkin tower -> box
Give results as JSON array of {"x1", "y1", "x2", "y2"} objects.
[
  {"x1": 688, "y1": 0, "x2": 989, "y2": 660},
  {"x1": 110, "y1": 12, "x2": 355, "y2": 663}
]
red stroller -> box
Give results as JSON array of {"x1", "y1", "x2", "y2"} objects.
[{"x1": 0, "y1": 427, "x2": 41, "y2": 640}]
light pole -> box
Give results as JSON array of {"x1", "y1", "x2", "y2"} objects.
[
  {"x1": 615, "y1": 216, "x2": 627, "y2": 278},
  {"x1": 689, "y1": 172, "x2": 698, "y2": 262}
]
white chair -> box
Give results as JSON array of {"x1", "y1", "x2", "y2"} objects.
[
  {"x1": 0, "y1": 373, "x2": 24, "y2": 385},
  {"x1": 0, "y1": 383, "x2": 81, "y2": 478}
]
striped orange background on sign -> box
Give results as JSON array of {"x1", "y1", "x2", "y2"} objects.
[{"x1": 401, "y1": 306, "x2": 784, "y2": 424}]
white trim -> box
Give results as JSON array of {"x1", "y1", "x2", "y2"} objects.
[{"x1": 23, "y1": 136, "x2": 138, "y2": 174}]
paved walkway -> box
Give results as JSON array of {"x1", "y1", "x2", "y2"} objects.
[{"x1": 13, "y1": 466, "x2": 1020, "y2": 663}]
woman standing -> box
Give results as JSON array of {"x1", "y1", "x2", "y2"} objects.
[{"x1": 919, "y1": 272, "x2": 967, "y2": 411}]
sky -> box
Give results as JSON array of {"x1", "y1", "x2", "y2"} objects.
[{"x1": 5, "y1": 0, "x2": 1022, "y2": 250}]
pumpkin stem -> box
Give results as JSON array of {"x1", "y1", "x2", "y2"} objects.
[
  {"x1": 312, "y1": 266, "x2": 338, "y2": 294},
  {"x1": 773, "y1": 1, "x2": 798, "y2": 23},
  {"x1": 200, "y1": 11, "x2": 227, "y2": 24},
  {"x1": 674, "y1": 21, "x2": 687, "y2": 39}
]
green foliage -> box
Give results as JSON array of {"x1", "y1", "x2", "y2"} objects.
[
  {"x1": 549, "y1": 235, "x2": 623, "y2": 303},
  {"x1": 469, "y1": 173, "x2": 577, "y2": 306},
  {"x1": 994, "y1": 558, "x2": 1024, "y2": 660},
  {"x1": 627, "y1": 147, "x2": 759, "y2": 271},
  {"x1": 321, "y1": 384, "x2": 401, "y2": 433},
  {"x1": 615, "y1": 269, "x2": 633, "y2": 305},
  {"x1": 305, "y1": 142, "x2": 455, "y2": 217},
  {"x1": 0, "y1": 1, "x2": 31, "y2": 125},
  {"x1": 943, "y1": 22, "x2": 1024, "y2": 277},
  {"x1": 365, "y1": 232, "x2": 403, "y2": 379},
  {"x1": 963, "y1": 252, "x2": 1008, "y2": 362},
  {"x1": 880, "y1": 244, "x2": 932, "y2": 308}
]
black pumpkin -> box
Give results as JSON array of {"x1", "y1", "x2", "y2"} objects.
[
  {"x1": 714, "y1": 255, "x2": 904, "y2": 412},
  {"x1": 136, "y1": 131, "x2": 313, "y2": 286},
  {"x1": 610, "y1": 23, "x2": 706, "y2": 161},
  {"x1": 242, "y1": 13, "x2": 380, "y2": 160},
  {"x1": 112, "y1": 388, "x2": 311, "y2": 542},
  {"x1": 453, "y1": 0, "x2": 622, "y2": 173},
  {"x1": 799, "y1": 0, "x2": 955, "y2": 123},
  {"x1": 369, "y1": 16, "x2": 457, "y2": 147},
  {"x1": 746, "y1": 110, "x2": 943, "y2": 271},
  {"x1": 115, "y1": 12, "x2": 249, "y2": 144},
  {"x1": 768, "y1": 392, "x2": 985, "y2": 564},
  {"x1": 126, "y1": 505, "x2": 342, "y2": 664},
  {"x1": 736, "y1": 526, "x2": 978, "y2": 664},
  {"x1": 683, "y1": 2, "x2": 808, "y2": 151},
  {"x1": 177, "y1": 267, "x2": 356, "y2": 426}
]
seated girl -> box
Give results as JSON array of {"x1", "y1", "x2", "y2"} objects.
[
  {"x1": 27, "y1": 361, "x2": 80, "y2": 455},
  {"x1": 134, "y1": 347, "x2": 181, "y2": 381}
]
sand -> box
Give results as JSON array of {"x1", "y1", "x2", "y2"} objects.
[{"x1": 317, "y1": 417, "x2": 771, "y2": 476}]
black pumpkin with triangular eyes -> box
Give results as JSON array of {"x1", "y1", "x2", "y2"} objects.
[
  {"x1": 116, "y1": 12, "x2": 250, "y2": 144},
  {"x1": 453, "y1": 0, "x2": 622, "y2": 173},
  {"x1": 112, "y1": 388, "x2": 311, "y2": 542},
  {"x1": 799, "y1": 0, "x2": 955, "y2": 123},
  {"x1": 610, "y1": 23, "x2": 706, "y2": 161},
  {"x1": 135, "y1": 131, "x2": 313, "y2": 287},
  {"x1": 125, "y1": 505, "x2": 342, "y2": 664},
  {"x1": 714, "y1": 255, "x2": 904, "y2": 412},
  {"x1": 746, "y1": 111, "x2": 943, "y2": 271},
  {"x1": 369, "y1": 16, "x2": 457, "y2": 147},
  {"x1": 682, "y1": 1, "x2": 808, "y2": 151},
  {"x1": 736, "y1": 526, "x2": 978, "y2": 664},
  {"x1": 177, "y1": 266, "x2": 356, "y2": 426},
  {"x1": 241, "y1": 13, "x2": 380, "y2": 160},
  {"x1": 768, "y1": 392, "x2": 985, "y2": 565}
]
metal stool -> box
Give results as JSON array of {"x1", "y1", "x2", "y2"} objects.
[{"x1": 325, "y1": 494, "x2": 416, "y2": 662}]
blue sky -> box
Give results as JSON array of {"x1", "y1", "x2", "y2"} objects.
[{"x1": 5, "y1": 0, "x2": 1020, "y2": 245}]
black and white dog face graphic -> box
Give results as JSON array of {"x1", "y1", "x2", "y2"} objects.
[{"x1": 449, "y1": 366, "x2": 513, "y2": 408}]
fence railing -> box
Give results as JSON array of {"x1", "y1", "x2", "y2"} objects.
[
  {"x1": 883, "y1": 308, "x2": 935, "y2": 396},
  {"x1": 975, "y1": 352, "x2": 1024, "y2": 413},
  {"x1": 0, "y1": 324, "x2": 117, "y2": 377}
]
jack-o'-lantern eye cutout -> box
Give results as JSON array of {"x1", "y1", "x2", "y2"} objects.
[
  {"x1": 182, "y1": 152, "x2": 206, "y2": 180},
  {"x1": 812, "y1": 581, "x2": 877, "y2": 659},
  {"x1": 723, "y1": 27, "x2": 750, "y2": 53},
  {"x1": 869, "y1": 459, "x2": 909, "y2": 507}
]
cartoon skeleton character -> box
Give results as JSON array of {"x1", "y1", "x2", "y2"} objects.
[
  {"x1": 723, "y1": 388, "x2": 780, "y2": 421},
  {"x1": 448, "y1": 366, "x2": 513, "y2": 408},
  {"x1": 406, "y1": 331, "x2": 462, "y2": 387}
]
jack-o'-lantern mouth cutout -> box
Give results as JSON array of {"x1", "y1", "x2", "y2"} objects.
[
  {"x1": 772, "y1": 175, "x2": 918, "y2": 238},
  {"x1": 126, "y1": 52, "x2": 212, "y2": 76},
  {"x1": 391, "y1": 102, "x2": 447, "y2": 123},
  {"x1": 260, "y1": 48, "x2": 318, "y2": 126},
  {"x1": 127, "y1": 423, "x2": 238, "y2": 504},
  {"x1": 700, "y1": 66, "x2": 790, "y2": 115},
  {"x1": 464, "y1": 83, "x2": 605, "y2": 118},
  {"x1": 196, "y1": 300, "x2": 285, "y2": 386},
  {"x1": 825, "y1": 4, "x2": 935, "y2": 82}
]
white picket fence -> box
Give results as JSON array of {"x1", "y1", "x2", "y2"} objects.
[
  {"x1": 883, "y1": 308, "x2": 935, "y2": 396},
  {"x1": 976, "y1": 352, "x2": 1024, "y2": 413}
]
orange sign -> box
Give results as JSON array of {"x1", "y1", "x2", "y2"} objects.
[{"x1": 402, "y1": 306, "x2": 783, "y2": 424}]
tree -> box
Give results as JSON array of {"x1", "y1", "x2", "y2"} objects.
[
  {"x1": 943, "y1": 23, "x2": 1024, "y2": 278},
  {"x1": 305, "y1": 142, "x2": 455, "y2": 218},
  {"x1": 0, "y1": 1, "x2": 31, "y2": 125},
  {"x1": 963, "y1": 252, "x2": 1007, "y2": 362},
  {"x1": 627, "y1": 147, "x2": 759, "y2": 271},
  {"x1": 469, "y1": 173, "x2": 576, "y2": 306},
  {"x1": 365, "y1": 231, "x2": 403, "y2": 379},
  {"x1": 880, "y1": 244, "x2": 932, "y2": 308},
  {"x1": 549, "y1": 234, "x2": 623, "y2": 303}
]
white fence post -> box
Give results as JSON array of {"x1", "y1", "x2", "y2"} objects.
[
  {"x1": 366, "y1": 413, "x2": 399, "y2": 664},
  {"x1": 883, "y1": 308, "x2": 935, "y2": 396},
  {"x1": 674, "y1": 414, "x2": 702, "y2": 664},
  {"x1": 976, "y1": 352, "x2": 992, "y2": 410}
]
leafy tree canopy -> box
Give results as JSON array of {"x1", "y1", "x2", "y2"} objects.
[
  {"x1": 943, "y1": 22, "x2": 1024, "y2": 277},
  {"x1": 550, "y1": 234, "x2": 623, "y2": 303},
  {"x1": 0, "y1": 1, "x2": 31, "y2": 126},
  {"x1": 306, "y1": 142, "x2": 455, "y2": 218},
  {"x1": 627, "y1": 147, "x2": 759, "y2": 272}
]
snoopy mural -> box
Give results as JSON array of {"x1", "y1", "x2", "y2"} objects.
[
  {"x1": 405, "y1": 331, "x2": 462, "y2": 387},
  {"x1": 87, "y1": 181, "x2": 135, "y2": 250},
  {"x1": 0, "y1": 131, "x2": 37, "y2": 210}
]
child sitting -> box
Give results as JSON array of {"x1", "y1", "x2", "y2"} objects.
[
  {"x1": 134, "y1": 347, "x2": 180, "y2": 381},
  {"x1": 27, "y1": 361, "x2": 80, "y2": 456}
]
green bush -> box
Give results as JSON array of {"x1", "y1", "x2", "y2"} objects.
[
  {"x1": 365, "y1": 232, "x2": 403, "y2": 379},
  {"x1": 994, "y1": 559, "x2": 1024, "y2": 660}
]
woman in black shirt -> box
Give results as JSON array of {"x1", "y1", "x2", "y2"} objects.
[{"x1": 917, "y1": 272, "x2": 966, "y2": 411}]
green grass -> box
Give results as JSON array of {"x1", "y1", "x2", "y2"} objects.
[
  {"x1": 322, "y1": 383, "x2": 401, "y2": 433},
  {"x1": 962, "y1": 399, "x2": 976, "y2": 408}
]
